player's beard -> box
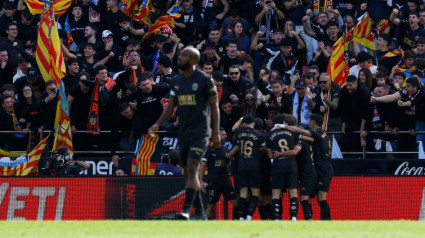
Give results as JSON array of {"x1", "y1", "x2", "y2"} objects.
[{"x1": 178, "y1": 62, "x2": 191, "y2": 71}]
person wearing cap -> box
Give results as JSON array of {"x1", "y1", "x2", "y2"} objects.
[
  {"x1": 339, "y1": 75, "x2": 372, "y2": 154},
  {"x1": 268, "y1": 38, "x2": 298, "y2": 84},
  {"x1": 349, "y1": 51, "x2": 377, "y2": 77},
  {"x1": 154, "y1": 55, "x2": 176, "y2": 84},
  {"x1": 286, "y1": 78, "x2": 311, "y2": 128},
  {"x1": 96, "y1": 29, "x2": 124, "y2": 73},
  {"x1": 14, "y1": 67, "x2": 45, "y2": 100},
  {"x1": 371, "y1": 77, "x2": 425, "y2": 153}
]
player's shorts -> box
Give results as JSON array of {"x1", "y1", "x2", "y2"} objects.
[
  {"x1": 299, "y1": 175, "x2": 317, "y2": 197},
  {"x1": 238, "y1": 167, "x2": 261, "y2": 189},
  {"x1": 178, "y1": 135, "x2": 209, "y2": 166},
  {"x1": 208, "y1": 177, "x2": 236, "y2": 204},
  {"x1": 271, "y1": 171, "x2": 298, "y2": 190},
  {"x1": 315, "y1": 165, "x2": 333, "y2": 192}
]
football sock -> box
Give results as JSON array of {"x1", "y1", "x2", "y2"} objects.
[
  {"x1": 183, "y1": 188, "x2": 196, "y2": 212},
  {"x1": 272, "y1": 199, "x2": 281, "y2": 220},
  {"x1": 238, "y1": 198, "x2": 248, "y2": 219},
  {"x1": 192, "y1": 190, "x2": 205, "y2": 216},
  {"x1": 289, "y1": 197, "x2": 299, "y2": 220},
  {"x1": 300, "y1": 200, "x2": 313, "y2": 220},
  {"x1": 247, "y1": 196, "x2": 259, "y2": 217},
  {"x1": 319, "y1": 200, "x2": 331, "y2": 220}
]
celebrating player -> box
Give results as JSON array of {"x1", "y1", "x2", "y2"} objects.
[{"x1": 148, "y1": 46, "x2": 221, "y2": 220}]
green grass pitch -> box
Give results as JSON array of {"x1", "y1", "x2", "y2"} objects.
[{"x1": 1, "y1": 221, "x2": 425, "y2": 238}]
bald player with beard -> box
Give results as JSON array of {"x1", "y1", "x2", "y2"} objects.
[{"x1": 149, "y1": 47, "x2": 221, "y2": 220}]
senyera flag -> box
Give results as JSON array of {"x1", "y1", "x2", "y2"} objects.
[
  {"x1": 27, "y1": 0, "x2": 73, "y2": 153},
  {"x1": 0, "y1": 136, "x2": 49, "y2": 176}
]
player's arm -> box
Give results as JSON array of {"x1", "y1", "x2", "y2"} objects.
[
  {"x1": 227, "y1": 145, "x2": 239, "y2": 159},
  {"x1": 285, "y1": 126, "x2": 312, "y2": 137},
  {"x1": 209, "y1": 96, "x2": 221, "y2": 147},
  {"x1": 232, "y1": 117, "x2": 243, "y2": 132},
  {"x1": 371, "y1": 92, "x2": 402, "y2": 103},
  {"x1": 148, "y1": 97, "x2": 176, "y2": 136},
  {"x1": 273, "y1": 145, "x2": 302, "y2": 157},
  {"x1": 299, "y1": 135, "x2": 314, "y2": 143}
]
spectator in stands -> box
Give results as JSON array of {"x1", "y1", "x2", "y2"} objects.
[
  {"x1": 0, "y1": 95, "x2": 17, "y2": 150},
  {"x1": 0, "y1": 47, "x2": 15, "y2": 87},
  {"x1": 221, "y1": 21, "x2": 250, "y2": 53},
  {"x1": 0, "y1": 3, "x2": 18, "y2": 37},
  {"x1": 286, "y1": 78, "x2": 311, "y2": 128},
  {"x1": 268, "y1": 38, "x2": 298, "y2": 84},
  {"x1": 223, "y1": 65, "x2": 259, "y2": 105},
  {"x1": 390, "y1": 10, "x2": 425, "y2": 51},
  {"x1": 339, "y1": 75, "x2": 372, "y2": 155},
  {"x1": 14, "y1": 67, "x2": 45, "y2": 100},
  {"x1": 39, "y1": 80, "x2": 58, "y2": 132},
  {"x1": 80, "y1": 24, "x2": 103, "y2": 54},
  {"x1": 115, "y1": 50, "x2": 146, "y2": 92},
  {"x1": 358, "y1": 68, "x2": 374, "y2": 91},
  {"x1": 201, "y1": 61, "x2": 214, "y2": 76},
  {"x1": 155, "y1": 55, "x2": 176, "y2": 84},
  {"x1": 218, "y1": 40, "x2": 239, "y2": 74},
  {"x1": 219, "y1": 99, "x2": 240, "y2": 138},
  {"x1": 12, "y1": 56, "x2": 29, "y2": 83},
  {"x1": 237, "y1": 54, "x2": 254, "y2": 82},
  {"x1": 120, "y1": 71, "x2": 169, "y2": 136},
  {"x1": 349, "y1": 51, "x2": 377, "y2": 77},
  {"x1": 155, "y1": 149, "x2": 182, "y2": 176},
  {"x1": 221, "y1": 9, "x2": 253, "y2": 41},
  {"x1": 0, "y1": 21, "x2": 23, "y2": 68},
  {"x1": 16, "y1": 85, "x2": 41, "y2": 134},
  {"x1": 200, "y1": 42, "x2": 220, "y2": 71},
  {"x1": 68, "y1": 4, "x2": 88, "y2": 46},
  {"x1": 310, "y1": 41, "x2": 331, "y2": 73},
  {"x1": 96, "y1": 30, "x2": 124, "y2": 73},
  {"x1": 212, "y1": 71, "x2": 224, "y2": 102},
  {"x1": 62, "y1": 58, "x2": 80, "y2": 95}
]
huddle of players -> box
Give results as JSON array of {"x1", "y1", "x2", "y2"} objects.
[{"x1": 202, "y1": 113, "x2": 333, "y2": 220}]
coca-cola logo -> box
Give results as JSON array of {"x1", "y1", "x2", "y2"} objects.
[{"x1": 394, "y1": 162, "x2": 425, "y2": 176}]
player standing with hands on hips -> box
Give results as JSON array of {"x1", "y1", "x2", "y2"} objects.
[{"x1": 148, "y1": 46, "x2": 221, "y2": 220}]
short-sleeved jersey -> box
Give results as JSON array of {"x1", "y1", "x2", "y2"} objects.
[
  {"x1": 170, "y1": 70, "x2": 217, "y2": 137},
  {"x1": 309, "y1": 128, "x2": 332, "y2": 176},
  {"x1": 266, "y1": 128, "x2": 299, "y2": 173},
  {"x1": 296, "y1": 140, "x2": 317, "y2": 178},
  {"x1": 202, "y1": 146, "x2": 230, "y2": 182},
  {"x1": 234, "y1": 127, "x2": 265, "y2": 170}
]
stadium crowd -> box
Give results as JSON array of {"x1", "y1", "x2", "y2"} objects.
[{"x1": 1, "y1": 0, "x2": 425, "y2": 221}]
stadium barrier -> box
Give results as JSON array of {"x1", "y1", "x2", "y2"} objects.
[
  {"x1": 2, "y1": 130, "x2": 425, "y2": 159},
  {"x1": 0, "y1": 176, "x2": 424, "y2": 221}
]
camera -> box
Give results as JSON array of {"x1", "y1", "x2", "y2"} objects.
[
  {"x1": 43, "y1": 147, "x2": 79, "y2": 176},
  {"x1": 160, "y1": 140, "x2": 172, "y2": 163}
]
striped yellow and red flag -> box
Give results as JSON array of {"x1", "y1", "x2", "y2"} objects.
[
  {"x1": 382, "y1": 49, "x2": 403, "y2": 58},
  {"x1": 134, "y1": 0, "x2": 155, "y2": 25},
  {"x1": 131, "y1": 134, "x2": 159, "y2": 175},
  {"x1": 327, "y1": 36, "x2": 349, "y2": 86},
  {"x1": 27, "y1": 0, "x2": 71, "y2": 85},
  {"x1": 121, "y1": 0, "x2": 139, "y2": 18},
  {"x1": 52, "y1": 80, "x2": 73, "y2": 153},
  {"x1": 141, "y1": 14, "x2": 180, "y2": 42},
  {"x1": 377, "y1": 19, "x2": 390, "y2": 35},
  {"x1": 347, "y1": 12, "x2": 375, "y2": 51},
  {"x1": 0, "y1": 136, "x2": 49, "y2": 176}
]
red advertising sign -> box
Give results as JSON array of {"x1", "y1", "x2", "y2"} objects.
[
  {"x1": 0, "y1": 177, "x2": 424, "y2": 220},
  {"x1": 0, "y1": 178, "x2": 106, "y2": 220}
]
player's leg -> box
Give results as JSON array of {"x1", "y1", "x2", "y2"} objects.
[
  {"x1": 288, "y1": 189, "x2": 298, "y2": 220},
  {"x1": 222, "y1": 178, "x2": 237, "y2": 220},
  {"x1": 287, "y1": 171, "x2": 299, "y2": 221},
  {"x1": 300, "y1": 176, "x2": 316, "y2": 220},
  {"x1": 246, "y1": 187, "x2": 260, "y2": 220},
  {"x1": 271, "y1": 189, "x2": 282, "y2": 220},
  {"x1": 318, "y1": 191, "x2": 331, "y2": 220},
  {"x1": 239, "y1": 186, "x2": 249, "y2": 220}
]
